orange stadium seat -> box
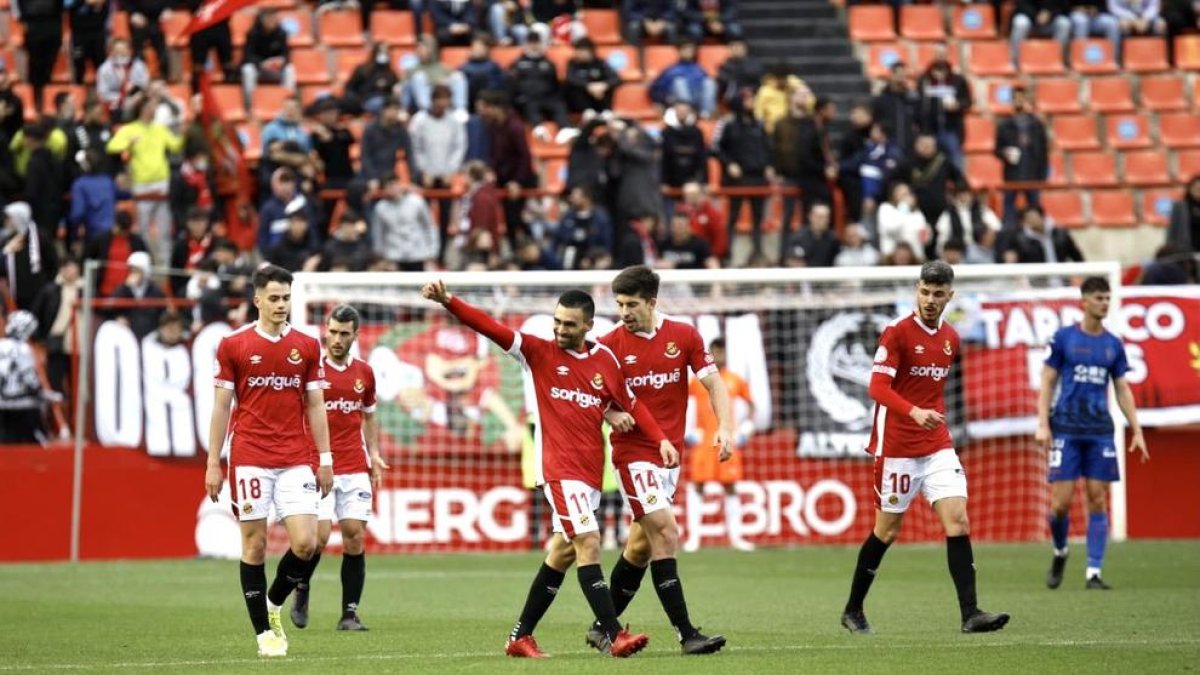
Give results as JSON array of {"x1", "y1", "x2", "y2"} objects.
[
  {"x1": 1051, "y1": 114, "x2": 1100, "y2": 151},
  {"x1": 1046, "y1": 151, "x2": 1068, "y2": 186},
  {"x1": 279, "y1": 10, "x2": 317, "y2": 47},
  {"x1": 251, "y1": 85, "x2": 291, "y2": 122},
  {"x1": 1090, "y1": 190, "x2": 1137, "y2": 227},
  {"x1": 952, "y1": 4, "x2": 996, "y2": 39},
  {"x1": 1122, "y1": 37, "x2": 1170, "y2": 73},
  {"x1": 600, "y1": 46, "x2": 643, "y2": 81},
  {"x1": 914, "y1": 42, "x2": 960, "y2": 72},
  {"x1": 965, "y1": 154, "x2": 1002, "y2": 189},
  {"x1": 984, "y1": 79, "x2": 1018, "y2": 114},
  {"x1": 439, "y1": 47, "x2": 470, "y2": 70},
  {"x1": 491, "y1": 45, "x2": 523, "y2": 69},
  {"x1": 698, "y1": 45, "x2": 730, "y2": 78},
  {"x1": 370, "y1": 10, "x2": 417, "y2": 47},
  {"x1": 1139, "y1": 75, "x2": 1188, "y2": 112},
  {"x1": 1105, "y1": 114, "x2": 1152, "y2": 149},
  {"x1": 1177, "y1": 149, "x2": 1200, "y2": 178},
  {"x1": 546, "y1": 45, "x2": 572, "y2": 79},
  {"x1": 212, "y1": 84, "x2": 247, "y2": 123},
  {"x1": 1175, "y1": 35, "x2": 1200, "y2": 70},
  {"x1": 1123, "y1": 150, "x2": 1171, "y2": 186},
  {"x1": 1159, "y1": 113, "x2": 1200, "y2": 149},
  {"x1": 697, "y1": 118, "x2": 717, "y2": 144},
  {"x1": 7, "y1": 14, "x2": 23, "y2": 46},
  {"x1": 237, "y1": 123, "x2": 263, "y2": 162},
  {"x1": 300, "y1": 85, "x2": 335, "y2": 107},
  {"x1": 1034, "y1": 78, "x2": 1081, "y2": 114},
  {"x1": 1088, "y1": 77, "x2": 1135, "y2": 113},
  {"x1": 1071, "y1": 39, "x2": 1117, "y2": 74},
  {"x1": 865, "y1": 43, "x2": 910, "y2": 79},
  {"x1": 110, "y1": 11, "x2": 131, "y2": 40},
  {"x1": 542, "y1": 158, "x2": 567, "y2": 193},
  {"x1": 965, "y1": 41, "x2": 1015, "y2": 77},
  {"x1": 643, "y1": 45, "x2": 678, "y2": 81},
  {"x1": 316, "y1": 10, "x2": 362, "y2": 48},
  {"x1": 612, "y1": 83, "x2": 654, "y2": 119},
  {"x1": 582, "y1": 10, "x2": 622, "y2": 46},
  {"x1": 848, "y1": 5, "x2": 896, "y2": 41},
  {"x1": 1141, "y1": 189, "x2": 1181, "y2": 226},
  {"x1": 529, "y1": 124, "x2": 569, "y2": 160},
  {"x1": 291, "y1": 48, "x2": 332, "y2": 85},
  {"x1": 230, "y1": 11, "x2": 256, "y2": 47},
  {"x1": 899, "y1": 5, "x2": 945, "y2": 40},
  {"x1": 964, "y1": 115, "x2": 995, "y2": 154},
  {"x1": 1041, "y1": 190, "x2": 1086, "y2": 228},
  {"x1": 334, "y1": 48, "x2": 369, "y2": 84},
  {"x1": 163, "y1": 11, "x2": 194, "y2": 48},
  {"x1": 1070, "y1": 151, "x2": 1119, "y2": 186},
  {"x1": 11, "y1": 84, "x2": 35, "y2": 121},
  {"x1": 1019, "y1": 39, "x2": 1065, "y2": 75}
]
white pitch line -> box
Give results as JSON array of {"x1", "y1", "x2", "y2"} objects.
[{"x1": 1, "y1": 638, "x2": 1196, "y2": 671}]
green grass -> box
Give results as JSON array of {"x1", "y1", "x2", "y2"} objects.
[{"x1": 1, "y1": 542, "x2": 1198, "y2": 674}]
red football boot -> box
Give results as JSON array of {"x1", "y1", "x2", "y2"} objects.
[
  {"x1": 610, "y1": 627, "x2": 649, "y2": 658},
  {"x1": 505, "y1": 635, "x2": 549, "y2": 658}
]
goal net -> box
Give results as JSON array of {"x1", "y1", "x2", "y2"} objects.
[{"x1": 290, "y1": 262, "x2": 1125, "y2": 553}]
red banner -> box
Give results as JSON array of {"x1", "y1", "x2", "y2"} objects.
[
  {"x1": 180, "y1": 0, "x2": 256, "y2": 38},
  {"x1": 198, "y1": 72, "x2": 256, "y2": 250}
]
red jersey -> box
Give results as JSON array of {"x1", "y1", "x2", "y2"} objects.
[
  {"x1": 600, "y1": 315, "x2": 717, "y2": 466},
  {"x1": 866, "y1": 313, "x2": 959, "y2": 458},
  {"x1": 214, "y1": 323, "x2": 325, "y2": 468},
  {"x1": 322, "y1": 354, "x2": 377, "y2": 475}
]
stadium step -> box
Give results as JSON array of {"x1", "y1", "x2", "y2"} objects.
[{"x1": 739, "y1": 2, "x2": 839, "y2": 20}]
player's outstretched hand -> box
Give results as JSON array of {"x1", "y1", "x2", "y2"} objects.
[
  {"x1": 1129, "y1": 430, "x2": 1150, "y2": 463},
  {"x1": 317, "y1": 465, "x2": 334, "y2": 498},
  {"x1": 1034, "y1": 423, "x2": 1052, "y2": 452},
  {"x1": 909, "y1": 406, "x2": 945, "y2": 430},
  {"x1": 604, "y1": 408, "x2": 636, "y2": 433},
  {"x1": 370, "y1": 453, "x2": 390, "y2": 490},
  {"x1": 421, "y1": 280, "x2": 453, "y2": 305},
  {"x1": 205, "y1": 464, "x2": 223, "y2": 502},
  {"x1": 660, "y1": 440, "x2": 680, "y2": 468},
  {"x1": 714, "y1": 427, "x2": 734, "y2": 462}
]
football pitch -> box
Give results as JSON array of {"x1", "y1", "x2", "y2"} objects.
[{"x1": 1, "y1": 541, "x2": 1197, "y2": 674}]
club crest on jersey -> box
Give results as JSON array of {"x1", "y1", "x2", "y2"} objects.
[
  {"x1": 353, "y1": 378, "x2": 365, "y2": 393},
  {"x1": 943, "y1": 340, "x2": 953, "y2": 356},
  {"x1": 556, "y1": 365, "x2": 569, "y2": 376},
  {"x1": 591, "y1": 373, "x2": 604, "y2": 389},
  {"x1": 914, "y1": 345, "x2": 925, "y2": 355},
  {"x1": 646, "y1": 494, "x2": 658, "y2": 505},
  {"x1": 887, "y1": 495, "x2": 899, "y2": 506},
  {"x1": 664, "y1": 342, "x2": 680, "y2": 358},
  {"x1": 624, "y1": 354, "x2": 637, "y2": 365},
  {"x1": 242, "y1": 502, "x2": 253, "y2": 514},
  {"x1": 579, "y1": 514, "x2": 591, "y2": 526},
  {"x1": 287, "y1": 348, "x2": 303, "y2": 365}
]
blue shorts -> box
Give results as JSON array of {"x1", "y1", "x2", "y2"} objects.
[{"x1": 1047, "y1": 434, "x2": 1120, "y2": 483}]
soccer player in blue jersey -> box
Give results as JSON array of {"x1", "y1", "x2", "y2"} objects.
[{"x1": 1035, "y1": 276, "x2": 1149, "y2": 590}]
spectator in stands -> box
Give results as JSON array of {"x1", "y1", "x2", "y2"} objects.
[
  {"x1": 488, "y1": 0, "x2": 529, "y2": 45},
  {"x1": 680, "y1": 0, "x2": 742, "y2": 42},
  {"x1": 553, "y1": 186, "x2": 613, "y2": 270},
  {"x1": 611, "y1": 118, "x2": 662, "y2": 250},
  {"x1": 840, "y1": 121, "x2": 901, "y2": 229},
  {"x1": 170, "y1": 147, "x2": 212, "y2": 232},
  {"x1": 565, "y1": 38, "x2": 622, "y2": 115},
  {"x1": 106, "y1": 94, "x2": 183, "y2": 265},
  {"x1": 403, "y1": 35, "x2": 470, "y2": 114},
  {"x1": 623, "y1": 0, "x2": 677, "y2": 43},
  {"x1": 871, "y1": 62, "x2": 918, "y2": 160},
  {"x1": 1010, "y1": 0, "x2": 1072, "y2": 65},
  {"x1": 68, "y1": 0, "x2": 109, "y2": 84},
  {"x1": 360, "y1": 97, "x2": 415, "y2": 195},
  {"x1": 145, "y1": 81, "x2": 184, "y2": 135},
  {"x1": 658, "y1": 211, "x2": 718, "y2": 269},
  {"x1": 939, "y1": 239, "x2": 967, "y2": 265},
  {"x1": 241, "y1": 9, "x2": 297, "y2": 111},
  {"x1": 650, "y1": 40, "x2": 717, "y2": 120},
  {"x1": 15, "y1": 0, "x2": 63, "y2": 113},
  {"x1": 96, "y1": 38, "x2": 152, "y2": 118},
  {"x1": 1164, "y1": 0, "x2": 1200, "y2": 64},
  {"x1": 30, "y1": 256, "x2": 79, "y2": 399},
  {"x1": 509, "y1": 32, "x2": 572, "y2": 136},
  {"x1": 677, "y1": 181, "x2": 727, "y2": 261},
  {"x1": 307, "y1": 97, "x2": 357, "y2": 224},
  {"x1": 1140, "y1": 243, "x2": 1195, "y2": 284},
  {"x1": 774, "y1": 93, "x2": 836, "y2": 247},
  {"x1": 345, "y1": 43, "x2": 403, "y2": 116},
  {"x1": 1070, "y1": 1, "x2": 1123, "y2": 56},
  {"x1": 431, "y1": 0, "x2": 479, "y2": 46},
  {"x1": 10, "y1": 117, "x2": 66, "y2": 183},
  {"x1": 1110, "y1": 0, "x2": 1167, "y2": 41},
  {"x1": 184, "y1": 0, "x2": 236, "y2": 87},
  {"x1": 448, "y1": 160, "x2": 504, "y2": 269},
  {"x1": 882, "y1": 241, "x2": 918, "y2": 266},
  {"x1": 0, "y1": 308, "x2": 52, "y2": 444},
  {"x1": 892, "y1": 133, "x2": 964, "y2": 255},
  {"x1": 965, "y1": 225, "x2": 999, "y2": 264},
  {"x1": 716, "y1": 39, "x2": 764, "y2": 105},
  {"x1": 261, "y1": 97, "x2": 313, "y2": 164},
  {"x1": 319, "y1": 212, "x2": 373, "y2": 272},
  {"x1": 916, "y1": 55, "x2": 971, "y2": 171},
  {"x1": 716, "y1": 87, "x2": 773, "y2": 261},
  {"x1": 0, "y1": 60, "x2": 26, "y2": 142},
  {"x1": 126, "y1": 0, "x2": 172, "y2": 81},
  {"x1": 877, "y1": 182, "x2": 930, "y2": 262},
  {"x1": 111, "y1": 251, "x2": 165, "y2": 340},
  {"x1": 478, "y1": 89, "x2": 536, "y2": 246},
  {"x1": 1000, "y1": 205, "x2": 1084, "y2": 263},
  {"x1": 783, "y1": 203, "x2": 840, "y2": 268},
  {"x1": 169, "y1": 206, "x2": 214, "y2": 294},
  {"x1": 566, "y1": 118, "x2": 616, "y2": 206},
  {"x1": 833, "y1": 223, "x2": 880, "y2": 267},
  {"x1": 411, "y1": 84, "x2": 468, "y2": 262},
  {"x1": 69, "y1": 148, "x2": 118, "y2": 247},
  {"x1": 373, "y1": 172, "x2": 439, "y2": 271},
  {"x1": 837, "y1": 103, "x2": 873, "y2": 222},
  {"x1": 1, "y1": 201, "x2": 57, "y2": 310},
  {"x1": 67, "y1": 98, "x2": 111, "y2": 176},
  {"x1": 935, "y1": 185, "x2": 1002, "y2": 260},
  {"x1": 994, "y1": 86, "x2": 1049, "y2": 226},
  {"x1": 1166, "y1": 175, "x2": 1200, "y2": 255},
  {"x1": 460, "y1": 34, "x2": 507, "y2": 110},
  {"x1": 22, "y1": 122, "x2": 65, "y2": 241},
  {"x1": 257, "y1": 169, "x2": 318, "y2": 254},
  {"x1": 660, "y1": 102, "x2": 708, "y2": 202},
  {"x1": 82, "y1": 211, "x2": 145, "y2": 297},
  {"x1": 754, "y1": 63, "x2": 811, "y2": 135},
  {"x1": 51, "y1": 92, "x2": 76, "y2": 138}
]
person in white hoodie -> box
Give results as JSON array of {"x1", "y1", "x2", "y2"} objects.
[
  {"x1": 876, "y1": 182, "x2": 931, "y2": 261},
  {"x1": 409, "y1": 84, "x2": 466, "y2": 264},
  {"x1": 372, "y1": 173, "x2": 438, "y2": 271},
  {"x1": 934, "y1": 185, "x2": 1002, "y2": 259}
]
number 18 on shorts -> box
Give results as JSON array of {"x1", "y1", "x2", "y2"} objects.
[{"x1": 873, "y1": 449, "x2": 968, "y2": 513}]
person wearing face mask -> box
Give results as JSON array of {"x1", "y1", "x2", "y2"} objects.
[
  {"x1": 994, "y1": 86, "x2": 1048, "y2": 227},
  {"x1": 345, "y1": 43, "x2": 401, "y2": 116},
  {"x1": 877, "y1": 182, "x2": 930, "y2": 262},
  {"x1": 96, "y1": 38, "x2": 151, "y2": 118}
]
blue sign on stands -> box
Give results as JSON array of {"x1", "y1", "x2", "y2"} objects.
[
  {"x1": 1117, "y1": 119, "x2": 1138, "y2": 139},
  {"x1": 1084, "y1": 45, "x2": 1103, "y2": 63},
  {"x1": 881, "y1": 48, "x2": 901, "y2": 68},
  {"x1": 963, "y1": 9, "x2": 983, "y2": 30},
  {"x1": 606, "y1": 50, "x2": 628, "y2": 71},
  {"x1": 281, "y1": 17, "x2": 300, "y2": 36}
]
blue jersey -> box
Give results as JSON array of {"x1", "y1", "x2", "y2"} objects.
[{"x1": 1044, "y1": 324, "x2": 1129, "y2": 436}]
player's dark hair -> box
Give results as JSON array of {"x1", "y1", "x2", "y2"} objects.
[
  {"x1": 611, "y1": 265, "x2": 660, "y2": 300},
  {"x1": 557, "y1": 289, "x2": 595, "y2": 320},
  {"x1": 328, "y1": 304, "x2": 361, "y2": 331},
  {"x1": 919, "y1": 260, "x2": 955, "y2": 287},
  {"x1": 252, "y1": 264, "x2": 293, "y2": 290},
  {"x1": 1080, "y1": 276, "x2": 1110, "y2": 295},
  {"x1": 709, "y1": 337, "x2": 726, "y2": 350}
]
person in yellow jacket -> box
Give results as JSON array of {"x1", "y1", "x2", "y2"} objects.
[{"x1": 753, "y1": 63, "x2": 813, "y2": 134}]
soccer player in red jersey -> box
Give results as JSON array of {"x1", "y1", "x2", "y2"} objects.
[
  {"x1": 290, "y1": 304, "x2": 388, "y2": 632},
  {"x1": 204, "y1": 264, "x2": 334, "y2": 657},
  {"x1": 422, "y1": 280, "x2": 674, "y2": 658},
  {"x1": 840, "y1": 261, "x2": 1009, "y2": 635}
]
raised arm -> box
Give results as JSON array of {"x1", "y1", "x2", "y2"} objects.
[{"x1": 422, "y1": 280, "x2": 517, "y2": 352}]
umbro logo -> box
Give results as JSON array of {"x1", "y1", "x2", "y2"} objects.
[
  {"x1": 914, "y1": 345, "x2": 925, "y2": 355},
  {"x1": 556, "y1": 366, "x2": 569, "y2": 376},
  {"x1": 250, "y1": 354, "x2": 263, "y2": 364},
  {"x1": 624, "y1": 354, "x2": 637, "y2": 365}
]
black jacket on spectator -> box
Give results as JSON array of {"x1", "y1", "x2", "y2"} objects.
[
  {"x1": 872, "y1": 87, "x2": 918, "y2": 154},
  {"x1": 242, "y1": 21, "x2": 289, "y2": 67},
  {"x1": 994, "y1": 111, "x2": 1049, "y2": 182},
  {"x1": 613, "y1": 127, "x2": 661, "y2": 226},
  {"x1": 112, "y1": 281, "x2": 165, "y2": 340},
  {"x1": 488, "y1": 110, "x2": 536, "y2": 187},
  {"x1": 125, "y1": 0, "x2": 171, "y2": 21},
  {"x1": 267, "y1": 234, "x2": 318, "y2": 272},
  {"x1": 313, "y1": 125, "x2": 356, "y2": 189},
  {"x1": 360, "y1": 120, "x2": 414, "y2": 182},
  {"x1": 1015, "y1": 0, "x2": 1071, "y2": 20},
  {"x1": 0, "y1": 228, "x2": 56, "y2": 310},
  {"x1": 785, "y1": 227, "x2": 841, "y2": 267},
  {"x1": 1000, "y1": 226, "x2": 1084, "y2": 264},
  {"x1": 24, "y1": 147, "x2": 64, "y2": 235},
  {"x1": 319, "y1": 237, "x2": 372, "y2": 271},
  {"x1": 772, "y1": 114, "x2": 826, "y2": 181},
  {"x1": 0, "y1": 87, "x2": 26, "y2": 141},
  {"x1": 168, "y1": 232, "x2": 213, "y2": 296},
  {"x1": 716, "y1": 112, "x2": 771, "y2": 179},
  {"x1": 344, "y1": 63, "x2": 400, "y2": 112},
  {"x1": 531, "y1": 0, "x2": 578, "y2": 22},
  {"x1": 566, "y1": 121, "x2": 614, "y2": 205},
  {"x1": 429, "y1": 0, "x2": 477, "y2": 28},
  {"x1": 509, "y1": 54, "x2": 562, "y2": 106},
  {"x1": 564, "y1": 57, "x2": 621, "y2": 113},
  {"x1": 891, "y1": 151, "x2": 965, "y2": 227},
  {"x1": 716, "y1": 55, "x2": 765, "y2": 103},
  {"x1": 660, "y1": 122, "x2": 708, "y2": 188},
  {"x1": 916, "y1": 70, "x2": 973, "y2": 140}
]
